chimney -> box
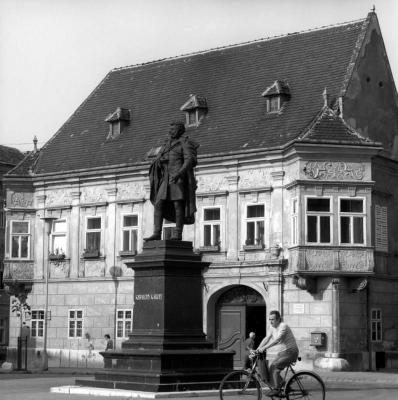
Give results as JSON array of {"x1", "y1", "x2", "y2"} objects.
[
  {"x1": 322, "y1": 88, "x2": 329, "y2": 108},
  {"x1": 33, "y1": 135, "x2": 38, "y2": 152}
]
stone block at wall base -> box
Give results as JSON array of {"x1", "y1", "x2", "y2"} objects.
[
  {"x1": 314, "y1": 354, "x2": 350, "y2": 371},
  {"x1": 6, "y1": 347, "x2": 105, "y2": 370}
]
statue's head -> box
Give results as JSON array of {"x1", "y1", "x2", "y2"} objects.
[{"x1": 169, "y1": 120, "x2": 185, "y2": 139}]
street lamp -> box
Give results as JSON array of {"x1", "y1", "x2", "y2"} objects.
[
  {"x1": 40, "y1": 215, "x2": 57, "y2": 371},
  {"x1": 109, "y1": 266, "x2": 123, "y2": 348}
]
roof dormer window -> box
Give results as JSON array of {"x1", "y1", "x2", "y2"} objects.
[
  {"x1": 105, "y1": 107, "x2": 131, "y2": 140},
  {"x1": 180, "y1": 94, "x2": 208, "y2": 127},
  {"x1": 262, "y1": 80, "x2": 290, "y2": 113}
]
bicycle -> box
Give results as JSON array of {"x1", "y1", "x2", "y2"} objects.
[{"x1": 219, "y1": 352, "x2": 325, "y2": 399}]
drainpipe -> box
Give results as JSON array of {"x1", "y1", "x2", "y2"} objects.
[
  {"x1": 40, "y1": 216, "x2": 57, "y2": 371},
  {"x1": 366, "y1": 280, "x2": 372, "y2": 370}
]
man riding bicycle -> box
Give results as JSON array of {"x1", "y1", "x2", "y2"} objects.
[{"x1": 253, "y1": 310, "x2": 299, "y2": 397}]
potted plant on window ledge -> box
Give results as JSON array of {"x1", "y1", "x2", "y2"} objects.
[
  {"x1": 119, "y1": 249, "x2": 137, "y2": 257},
  {"x1": 83, "y1": 248, "x2": 100, "y2": 259},
  {"x1": 200, "y1": 241, "x2": 221, "y2": 252},
  {"x1": 49, "y1": 249, "x2": 66, "y2": 261},
  {"x1": 243, "y1": 238, "x2": 264, "y2": 251}
]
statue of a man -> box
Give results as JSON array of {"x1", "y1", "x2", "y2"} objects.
[{"x1": 144, "y1": 121, "x2": 199, "y2": 241}]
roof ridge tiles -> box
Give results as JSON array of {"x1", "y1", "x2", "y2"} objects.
[{"x1": 111, "y1": 17, "x2": 367, "y2": 72}]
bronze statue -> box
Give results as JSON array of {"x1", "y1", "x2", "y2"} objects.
[{"x1": 144, "y1": 121, "x2": 199, "y2": 241}]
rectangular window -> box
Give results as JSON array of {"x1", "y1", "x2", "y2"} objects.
[
  {"x1": 292, "y1": 198, "x2": 298, "y2": 245},
  {"x1": 0, "y1": 318, "x2": 5, "y2": 344},
  {"x1": 116, "y1": 310, "x2": 133, "y2": 338},
  {"x1": 10, "y1": 220, "x2": 30, "y2": 259},
  {"x1": 203, "y1": 207, "x2": 221, "y2": 247},
  {"x1": 85, "y1": 217, "x2": 101, "y2": 252},
  {"x1": 267, "y1": 97, "x2": 280, "y2": 112},
  {"x1": 187, "y1": 110, "x2": 197, "y2": 126},
  {"x1": 122, "y1": 215, "x2": 138, "y2": 253},
  {"x1": 371, "y1": 309, "x2": 382, "y2": 342},
  {"x1": 245, "y1": 204, "x2": 265, "y2": 246},
  {"x1": 339, "y1": 198, "x2": 365, "y2": 245},
  {"x1": 51, "y1": 219, "x2": 67, "y2": 255},
  {"x1": 31, "y1": 310, "x2": 45, "y2": 338},
  {"x1": 306, "y1": 198, "x2": 331, "y2": 244},
  {"x1": 68, "y1": 309, "x2": 83, "y2": 338}
]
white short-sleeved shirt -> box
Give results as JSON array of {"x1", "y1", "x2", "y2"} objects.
[{"x1": 270, "y1": 322, "x2": 298, "y2": 353}]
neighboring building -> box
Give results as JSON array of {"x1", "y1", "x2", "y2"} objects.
[
  {"x1": 0, "y1": 144, "x2": 25, "y2": 360},
  {"x1": 3, "y1": 11, "x2": 398, "y2": 370}
]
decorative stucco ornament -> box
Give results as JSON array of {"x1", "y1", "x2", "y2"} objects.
[{"x1": 304, "y1": 161, "x2": 364, "y2": 180}]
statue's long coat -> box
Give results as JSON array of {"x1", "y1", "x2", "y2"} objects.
[{"x1": 149, "y1": 136, "x2": 199, "y2": 224}]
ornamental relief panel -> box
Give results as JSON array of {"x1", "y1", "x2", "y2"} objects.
[
  {"x1": 80, "y1": 187, "x2": 107, "y2": 203},
  {"x1": 84, "y1": 260, "x2": 105, "y2": 277},
  {"x1": 196, "y1": 175, "x2": 228, "y2": 193},
  {"x1": 4, "y1": 262, "x2": 34, "y2": 280},
  {"x1": 305, "y1": 249, "x2": 334, "y2": 271},
  {"x1": 239, "y1": 169, "x2": 270, "y2": 189},
  {"x1": 9, "y1": 192, "x2": 34, "y2": 208},
  {"x1": 49, "y1": 260, "x2": 70, "y2": 278},
  {"x1": 303, "y1": 161, "x2": 364, "y2": 181},
  {"x1": 45, "y1": 189, "x2": 73, "y2": 207},
  {"x1": 117, "y1": 182, "x2": 146, "y2": 200},
  {"x1": 339, "y1": 250, "x2": 370, "y2": 272}
]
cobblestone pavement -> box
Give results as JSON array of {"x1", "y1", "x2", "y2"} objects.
[{"x1": 1, "y1": 368, "x2": 398, "y2": 400}]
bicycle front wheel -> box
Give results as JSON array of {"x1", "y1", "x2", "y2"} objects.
[
  {"x1": 285, "y1": 371, "x2": 325, "y2": 400},
  {"x1": 219, "y1": 370, "x2": 261, "y2": 400}
]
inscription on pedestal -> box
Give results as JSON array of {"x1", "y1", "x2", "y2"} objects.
[{"x1": 135, "y1": 293, "x2": 163, "y2": 301}]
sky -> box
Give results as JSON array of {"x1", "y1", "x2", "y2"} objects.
[{"x1": 0, "y1": 0, "x2": 397, "y2": 153}]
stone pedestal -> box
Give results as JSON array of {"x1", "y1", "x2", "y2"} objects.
[{"x1": 77, "y1": 240, "x2": 234, "y2": 392}]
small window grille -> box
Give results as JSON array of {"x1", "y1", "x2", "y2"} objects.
[
  {"x1": 117, "y1": 310, "x2": 133, "y2": 338},
  {"x1": 371, "y1": 309, "x2": 382, "y2": 342},
  {"x1": 68, "y1": 309, "x2": 83, "y2": 338}
]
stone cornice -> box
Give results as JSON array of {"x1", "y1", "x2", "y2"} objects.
[{"x1": 285, "y1": 179, "x2": 375, "y2": 190}]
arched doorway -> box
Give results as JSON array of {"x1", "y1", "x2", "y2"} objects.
[{"x1": 215, "y1": 286, "x2": 266, "y2": 368}]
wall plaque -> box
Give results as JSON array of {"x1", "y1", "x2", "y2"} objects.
[{"x1": 292, "y1": 303, "x2": 305, "y2": 314}]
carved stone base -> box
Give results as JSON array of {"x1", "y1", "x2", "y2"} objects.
[
  {"x1": 76, "y1": 240, "x2": 234, "y2": 392},
  {"x1": 314, "y1": 354, "x2": 350, "y2": 371}
]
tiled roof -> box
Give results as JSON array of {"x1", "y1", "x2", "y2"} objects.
[
  {"x1": 27, "y1": 16, "x2": 375, "y2": 175},
  {"x1": 298, "y1": 106, "x2": 372, "y2": 144},
  {"x1": 6, "y1": 150, "x2": 41, "y2": 176},
  {"x1": 0, "y1": 145, "x2": 24, "y2": 167}
]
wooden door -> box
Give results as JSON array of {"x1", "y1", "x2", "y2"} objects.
[{"x1": 217, "y1": 305, "x2": 246, "y2": 368}]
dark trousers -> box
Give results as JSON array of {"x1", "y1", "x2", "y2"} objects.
[
  {"x1": 244, "y1": 354, "x2": 252, "y2": 369},
  {"x1": 269, "y1": 349, "x2": 298, "y2": 388},
  {"x1": 154, "y1": 200, "x2": 184, "y2": 234}
]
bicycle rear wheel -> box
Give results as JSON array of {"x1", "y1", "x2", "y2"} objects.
[
  {"x1": 285, "y1": 371, "x2": 325, "y2": 400},
  {"x1": 219, "y1": 370, "x2": 261, "y2": 400}
]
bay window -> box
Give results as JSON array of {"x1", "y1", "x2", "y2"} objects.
[
  {"x1": 339, "y1": 198, "x2": 365, "y2": 244},
  {"x1": 306, "y1": 198, "x2": 331, "y2": 244},
  {"x1": 10, "y1": 220, "x2": 30, "y2": 259}
]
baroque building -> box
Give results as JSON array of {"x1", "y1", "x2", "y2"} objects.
[{"x1": 3, "y1": 11, "x2": 398, "y2": 370}]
